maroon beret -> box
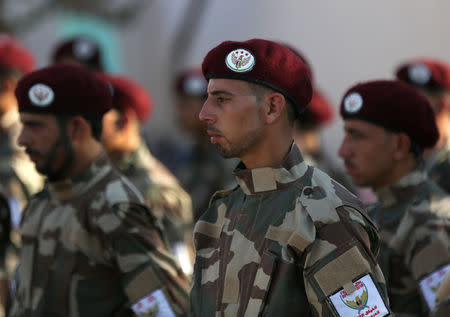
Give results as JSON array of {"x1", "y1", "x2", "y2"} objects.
[
  {"x1": 202, "y1": 39, "x2": 312, "y2": 114},
  {"x1": 15, "y1": 64, "x2": 112, "y2": 116},
  {"x1": 395, "y1": 58, "x2": 450, "y2": 92},
  {"x1": 173, "y1": 67, "x2": 207, "y2": 97},
  {"x1": 340, "y1": 80, "x2": 438, "y2": 149},
  {"x1": 0, "y1": 35, "x2": 34, "y2": 74},
  {"x1": 298, "y1": 91, "x2": 334, "y2": 127},
  {"x1": 51, "y1": 36, "x2": 103, "y2": 71},
  {"x1": 97, "y1": 73, "x2": 153, "y2": 122}
]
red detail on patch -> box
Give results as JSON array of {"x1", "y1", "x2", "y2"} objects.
[
  {"x1": 137, "y1": 302, "x2": 142, "y2": 309},
  {"x1": 147, "y1": 295, "x2": 156, "y2": 303}
]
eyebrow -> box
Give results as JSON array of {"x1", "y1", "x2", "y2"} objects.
[{"x1": 208, "y1": 89, "x2": 233, "y2": 96}]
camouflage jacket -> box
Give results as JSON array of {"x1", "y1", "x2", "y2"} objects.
[
  {"x1": 112, "y1": 142, "x2": 193, "y2": 247},
  {"x1": 368, "y1": 168, "x2": 450, "y2": 316},
  {"x1": 10, "y1": 152, "x2": 189, "y2": 317},
  {"x1": 191, "y1": 144, "x2": 390, "y2": 317},
  {"x1": 426, "y1": 140, "x2": 450, "y2": 193},
  {"x1": 174, "y1": 142, "x2": 236, "y2": 222}
]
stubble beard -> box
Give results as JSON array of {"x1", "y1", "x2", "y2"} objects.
[{"x1": 217, "y1": 125, "x2": 264, "y2": 159}]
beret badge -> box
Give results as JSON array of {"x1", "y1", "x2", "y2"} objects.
[
  {"x1": 225, "y1": 48, "x2": 255, "y2": 73},
  {"x1": 344, "y1": 92, "x2": 363, "y2": 114},
  {"x1": 28, "y1": 84, "x2": 54, "y2": 107},
  {"x1": 73, "y1": 39, "x2": 96, "y2": 59},
  {"x1": 408, "y1": 63, "x2": 431, "y2": 85}
]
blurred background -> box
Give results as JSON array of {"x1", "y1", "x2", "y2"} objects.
[{"x1": 5, "y1": 0, "x2": 450, "y2": 171}]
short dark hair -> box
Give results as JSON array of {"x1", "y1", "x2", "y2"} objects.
[
  {"x1": 56, "y1": 113, "x2": 103, "y2": 141},
  {"x1": 246, "y1": 82, "x2": 297, "y2": 126}
]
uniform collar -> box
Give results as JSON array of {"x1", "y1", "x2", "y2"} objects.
[
  {"x1": 375, "y1": 167, "x2": 427, "y2": 208},
  {"x1": 112, "y1": 142, "x2": 153, "y2": 173},
  {"x1": 47, "y1": 151, "x2": 112, "y2": 201},
  {"x1": 233, "y1": 142, "x2": 308, "y2": 195}
]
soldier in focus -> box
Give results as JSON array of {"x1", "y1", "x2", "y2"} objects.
[
  {"x1": 171, "y1": 67, "x2": 235, "y2": 222},
  {"x1": 191, "y1": 39, "x2": 391, "y2": 316},
  {"x1": 98, "y1": 73, "x2": 194, "y2": 275},
  {"x1": 396, "y1": 59, "x2": 450, "y2": 193},
  {"x1": 51, "y1": 35, "x2": 104, "y2": 71},
  {"x1": 10, "y1": 64, "x2": 189, "y2": 316},
  {"x1": 338, "y1": 80, "x2": 450, "y2": 316}
]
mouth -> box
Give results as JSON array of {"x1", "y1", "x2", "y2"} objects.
[{"x1": 206, "y1": 128, "x2": 223, "y2": 144}]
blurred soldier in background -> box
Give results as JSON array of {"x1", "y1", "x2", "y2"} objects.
[
  {"x1": 191, "y1": 39, "x2": 390, "y2": 316},
  {"x1": 396, "y1": 59, "x2": 450, "y2": 193},
  {"x1": 288, "y1": 47, "x2": 356, "y2": 195},
  {"x1": 10, "y1": 64, "x2": 189, "y2": 316},
  {"x1": 0, "y1": 35, "x2": 43, "y2": 316},
  {"x1": 51, "y1": 35, "x2": 104, "y2": 71},
  {"x1": 171, "y1": 67, "x2": 235, "y2": 222},
  {"x1": 0, "y1": 188, "x2": 10, "y2": 317},
  {"x1": 98, "y1": 72, "x2": 194, "y2": 276},
  {"x1": 338, "y1": 80, "x2": 450, "y2": 316}
]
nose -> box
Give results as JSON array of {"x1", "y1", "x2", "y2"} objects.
[
  {"x1": 338, "y1": 137, "x2": 350, "y2": 159},
  {"x1": 17, "y1": 126, "x2": 30, "y2": 148},
  {"x1": 198, "y1": 99, "x2": 216, "y2": 123}
]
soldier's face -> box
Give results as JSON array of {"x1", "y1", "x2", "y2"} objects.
[
  {"x1": 18, "y1": 112, "x2": 75, "y2": 181},
  {"x1": 199, "y1": 78, "x2": 265, "y2": 159},
  {"x1": 175, "y1": 95, "x2": 206, "y2": 137},
  {"x1": 338, "y1": 119, "x2": 397, "y2": 189}
]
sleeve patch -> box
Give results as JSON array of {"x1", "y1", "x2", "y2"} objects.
[
  {"x1": 329, "y1": 274, "x2": 390, "y2": 317},
  {"x1": 419, "y1": 263, "x2": 450, "y2": 311},
  {"x1": 314, "y1": 246, "x2": 371, "y2": 296},
  {"x1": 131, "y1": 289, "x2": 175, "y2": 317}
]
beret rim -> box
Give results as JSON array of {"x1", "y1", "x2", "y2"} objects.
[{"x1": 206, "y1": 73, "x2": 304, "y2": 115}]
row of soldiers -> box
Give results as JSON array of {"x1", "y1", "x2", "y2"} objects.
[{"x1": 0, "y1": 34, "x2": 449, "y2": 316}]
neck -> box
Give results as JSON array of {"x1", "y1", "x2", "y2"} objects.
[
  {"x1": 372, "y1": 156, "x2": 418, "y2": 191},
  {"x1": 241, "y1": 128, "x2": 293, "y2": 169},
  {"x1": 65, "y1": 140, "x2": 102, "y2": 180}
]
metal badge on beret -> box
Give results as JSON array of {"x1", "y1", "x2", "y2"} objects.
[
  {"x1": 73, "y1": 39, "x2": 96, "y2": 60},
  {"x1": 183, "y1": 75, "x2": 207, "y2": 96},
  {"x1": 344, "y1": 92, "x2": 363, "y2": 114},
  {"x1": 408, "y1": 63, "x2": 431, "y2": 85},
  {"x1": 28, "y1": 84, "x2": 54, "y2": 107},
  {"x1": 225, "y1": 48, "x2": 255, "y2": 73}
]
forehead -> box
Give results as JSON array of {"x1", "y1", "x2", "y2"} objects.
[
  {"x1": 207, "y1": 78, "x2": 253, "y2": 94},
  {"x1": 19, "y1": 112, "x2": 57, "y2": 124},
  {"x1": 343, "y1": 118, "x2": 386, "y2": 135}
]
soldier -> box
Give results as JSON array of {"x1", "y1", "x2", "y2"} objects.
[
  {"x1": 98, "y1": 73, "x2": 194, "y2": 275},
  {"x1": 338, "y1": 80, "x2": 450, "y2": 316},
  {"x1": 10, "y1": 64, "x2": 189, "y2": 316},
  {"x1": 396, "y1": 59, "x2": 450, "y2": 193},
  {"x1": 172, "y1": 67, "x2": 236, "y2": 222},
  {"x1": 0, "y1": 35, "x2": 43, "y2": 220},
  {"x1": 0, "y1": 187, "x2": 10, "y2": 316},
  {"x1": 51, "y1": 35, "x2": 104, "y2": 71},
  {"x1": 191, "y1": 39, "x2": 391, "y2": 316}
]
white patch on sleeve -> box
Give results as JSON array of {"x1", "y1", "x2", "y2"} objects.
[
  {"x1": 328, "y1": 274, "x2": 390, "y2": 317},
  {"x1": 419, "y1": 263, "x2": 450, "y2": 311},
  {"x1": 131, "y1": 289, "x2": 175, "y2": 317}
]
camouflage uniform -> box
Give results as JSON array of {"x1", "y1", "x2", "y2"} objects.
[
  {"x1": 425, "y1": 141, "x2": 450, "y2": 193},
  {"x1": 191, "y1": 144, "x2": 390, "y2": 316},
  {"x1": 10, "y1": 152, "x2": 189, "y2": 317},
  {"x1": 367, "y1": 167, "x2": 450, "y2": 316},
  {"x1": 175, "y1": 142, "x2": 236, "y2": 222},
  {"x1": 111, "y1": 142, "x2": 193, "y2": 248}
]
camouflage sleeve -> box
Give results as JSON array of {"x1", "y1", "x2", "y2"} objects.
[
  {"x1": 0, "y1": 194, "x2": 10, "y2": 273},
  {"x1": 302, "y1": 205, "x2": 390, "y2": 317},
  {"x1": 404, "y1": 212, "x2": 450, "y2": 312},
  {"x1": 97, "y1": 202, "x2": 190, "y2": 316}
]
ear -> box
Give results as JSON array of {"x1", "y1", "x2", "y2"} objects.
[
  {"x1": 0, "y1": 76, "x2": 17, "y2": 93},
  {"x1": 66, "y1": 116, "x2": 91, "y2": 144},
  {"x1": 392, "y1": 132, "x2": 412, "y2": 160},
  {"x1": 263, "y1": 92, "x2": 286, "y2": 124}
]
